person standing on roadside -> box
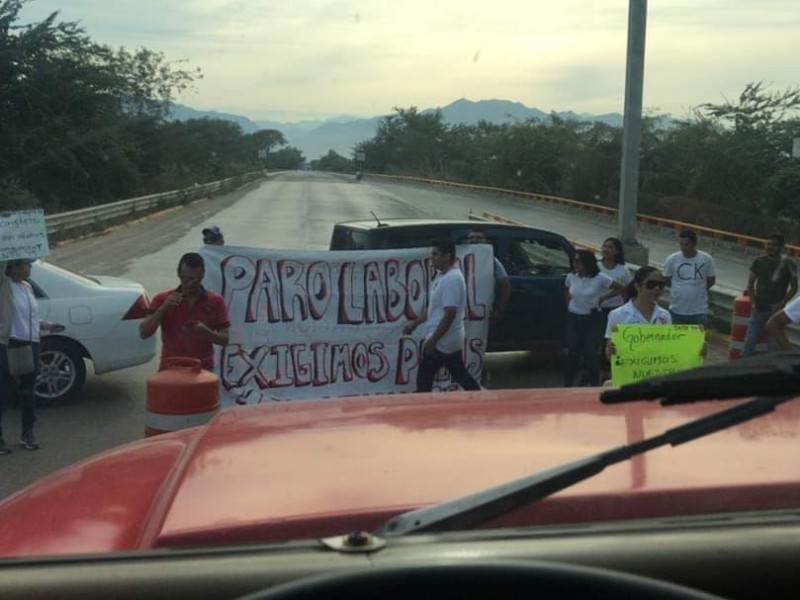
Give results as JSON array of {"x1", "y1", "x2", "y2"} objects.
[
  {"x1": 766, "y1": 285, "x2": 800, "y2": 352},
  {"x1": 0, "y1": 259, "x2": 65, "y2": 454},
  {"x1": 564, "y1": 249, "x2": 625, "y2": 387},
  {"x1": 598, "y1": 238, "x2": 631, "y2": 317},
  {"x1": 743, "y1": 234, "x2": 797, "y2": 356},
  {"x1": 140, "y1": 252, "x2": 230, "y2": 372},
  {"x1": 404, "y1": 238, "x2": 481, "y2": 393},
  {"x1": 664, "y1": 229, "x2": 716, "y2": 327}
]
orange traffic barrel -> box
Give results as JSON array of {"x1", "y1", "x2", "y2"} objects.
[
  {"x1": 145, "y1": 357, "x2": 220, "y2": 437},
  {"x1": 729, "y1": 292, "x2": 768, "y2": 360}
]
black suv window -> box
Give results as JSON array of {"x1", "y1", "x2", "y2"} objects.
[
  {"x1": 331, "y1": 226, "x2": 371, "y2": 250},
  {"x1": 507, "y1": 236, "x2": 572, "y2": 275},
  {"x1": 375, "y1": 228, "x2": 459, "y2": 249}
]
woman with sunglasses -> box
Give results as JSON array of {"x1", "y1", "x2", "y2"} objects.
[
  {"x1": 604, "y1": 266, "x2": 671, "y2": 360},
  {"x1": 564, "y1": 249, "x2": 625, "y2": 387}
]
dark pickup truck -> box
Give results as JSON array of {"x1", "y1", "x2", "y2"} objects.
[{"x1": 329, "y1": 218, "x2": 575, "y2": 352}]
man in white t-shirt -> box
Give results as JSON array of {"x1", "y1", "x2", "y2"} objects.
[
  {"x1": 766, "y1": 294, "x2": 800, "y2": 351},
  {"x1": 663, "y1": 229, "x2": 716, "y2": 327},
  {"x1": 403, "y1": 238, "x2": 481, "y2": 393}
]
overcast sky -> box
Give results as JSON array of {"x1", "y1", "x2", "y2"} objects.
[{"x1": 20, "y1": 0, "x2": 800, "y2": 121}]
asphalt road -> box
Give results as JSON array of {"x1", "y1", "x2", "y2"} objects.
[{"x1": 0, "y1": 172, "x2": 731, "y2": 500}]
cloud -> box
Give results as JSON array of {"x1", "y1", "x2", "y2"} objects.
[{"x1": 18, "y1": 0, "x2": 800, "y2": 118}]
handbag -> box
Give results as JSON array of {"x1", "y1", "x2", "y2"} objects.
[
  {"x1": 7, "y1": 342, "x2": 35, "y2": 377},
  {"x1": 6, "y1": 283, "x2": 36, "y2": 377}
]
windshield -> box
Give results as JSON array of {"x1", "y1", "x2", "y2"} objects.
[{"x1": 1, "y1": 0, "x2": 800, "y2": 561}]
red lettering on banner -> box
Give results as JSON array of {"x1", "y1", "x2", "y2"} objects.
[
  {"x1": 271, "y1": 344, "x2": 294, "y2": 387},
  {"x1": 291, "y1": 344, "x2": 313, "y2": 386},
  {"x1": 384, "y1": 260, "x2": 405, "y2": 322},
  {"x1": 277, "y1": 260, "x2": 308, "y2": 322},
  {"x1": 337, "y1": 262, "x2": 364, "y2": 324},
  {"x1": 395, "y1": 337, "x2": 421, "y2": 385},
  {"x1": 462, "y1": 253, "x2": 487, "y2": 321},
  {"x1": 222, "y1": 345, "x2": 270, "y2": 389},
  {"x1": 330, "y1": 343, "x2": 354, "y2": 383},
  {"x1": 311, "y1": 342, "x2": 330, "y2": 386},
  {"x1": 364, "y1": 261, "x2": 387, "y2": 323},
  {"x1": 368, "y1": 342, "x2": 390, "y2": 381},
  {"x1": 404, "y1": 260, "x2": 428, "y2": 320},
  {"x1": 221, "y1": 256, "x2": 280, "y2": 324},
  {"x1": 466, "y1": 337, "x2": 485, "y2": 378},
  {"x1": 351, "y1": 343, "x2": 370, "y2": 379},
  {"x1": 307, "y1": 261, "x2": 332, "y2": 319}
]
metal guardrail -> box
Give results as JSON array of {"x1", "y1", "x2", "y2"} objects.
[
  {"x1": 46, "y1": 171, "x2": 267, "y2": 241},
  {"x1": 371, "y1": 173, "x2": 800, "y2": 257}
]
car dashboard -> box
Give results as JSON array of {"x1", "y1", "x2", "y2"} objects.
[{"x1": 0, "y1": 507, "x2": 796, "y2": 599}]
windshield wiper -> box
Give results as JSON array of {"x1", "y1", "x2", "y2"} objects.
[
  {"x1": 375, "y1": 394, "x2": 795, "y2": 538},
  {"x1": 600, "y1": 351, "x2": 800, "y2": 405}
]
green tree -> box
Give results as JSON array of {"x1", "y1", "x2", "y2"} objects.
[
  {"x1": 312, "y1": 150, "x2": 353, "y2": 172},
  {"x1": 692, "y1": 82, "x2": 800, "y2": 212},
  {"x1": 266, "y1": 147, "x2": 305, "y2": 170},
  {"x1": 0, "y1": 0, "x2": 200, "y2": 210}
]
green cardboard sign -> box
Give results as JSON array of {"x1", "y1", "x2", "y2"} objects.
[{"x1": 611, "y1": 324, "x2": 705, "y2": 386}]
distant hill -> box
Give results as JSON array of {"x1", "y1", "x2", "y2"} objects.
[
  {"x1": 433, "y1": 98, "x2": 549, "y2": 124},
  {"x1": 430, "y1": 99, "x2": 623, "y2": 127},
  {"x1": 167, "y1": 104, "x2": 262, "y2": 134},
  {"x1": 168, "y1": 99, "x2": 628, "y2": 159},
  {"x1": 289, "y1": 117, "x2": 384, "y2": 161}
]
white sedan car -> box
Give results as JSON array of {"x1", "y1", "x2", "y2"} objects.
[{"x1": 28, "y1": 260, "x2": 156, "y2": 405}]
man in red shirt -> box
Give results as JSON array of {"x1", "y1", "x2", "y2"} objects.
[{"x1": 139, "y1": 253, "x2": 230, "y2": 371}]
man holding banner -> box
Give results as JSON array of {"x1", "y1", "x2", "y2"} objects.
[{"x1": 403, "y1": 239, "x2": 482, "y2": 393}]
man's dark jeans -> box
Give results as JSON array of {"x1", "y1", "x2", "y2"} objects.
[{"x1": 416, "y1": 348, "x2": 481, "y2": 392}]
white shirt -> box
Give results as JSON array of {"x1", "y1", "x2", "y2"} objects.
[
  {"x1": 605, "y1": 300, "x2": 672, "y2": 338},
  {"x1": 598, "y1": 262, "x2": 632, "y2": 309},
  {"x1": 425, "y1": 267, "x2": 467, "y2": 354},
  {"x1": 783, "y1": 295, "x2": 800, "y2": 324},
  {"x1": 493, "y1": 257, "x2": 508, "y2": 282},
  {"x1": 663, "y1": 250, "x2": 717, "y2": 315},
  {"x1": 565, "y1": 272, "x2": 613, "y2": 315},
  {"x1": 9, "y1": 280, "x2": 40, "y2": 342}
]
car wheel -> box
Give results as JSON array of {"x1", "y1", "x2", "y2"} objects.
[{"x1": 35, "y1": 338, "x2": 87, "y2": 407}]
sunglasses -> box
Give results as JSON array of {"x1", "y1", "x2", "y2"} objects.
[{"x1": 644, "y1": 280, "x2": 666, "y2": 290}]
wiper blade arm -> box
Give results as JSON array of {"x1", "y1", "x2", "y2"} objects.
[
  {"x1": 600, "y1": 352, "x2": 800, "y2": 405},
  {"x1": 375, "y1": 394, "x2": 794, "y2": 538}
]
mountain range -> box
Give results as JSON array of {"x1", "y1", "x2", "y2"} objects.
[{"x1": 168, "y1": 99, "x2": 626, "y2": 161}]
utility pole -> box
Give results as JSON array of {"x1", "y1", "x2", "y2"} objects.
[{"x1": 618, "y1": 0, "x2": 649, "y2": 266}]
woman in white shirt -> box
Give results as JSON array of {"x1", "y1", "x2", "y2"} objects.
[
  {"x1": 605, "y1": 266, "x2": 672, "y2": 359},
  {"x1": 597, "y1": 237, "x2": 632, "y2": 376},
  {"x1": 564, "y1": 249, "x2": 624, "y2": 387},
  {"x1": 598, "y1": 237, "x2": 631, "y2": 315},
  {"x1": 0, "y1": 259, "x2": 64, "y2": 454}
]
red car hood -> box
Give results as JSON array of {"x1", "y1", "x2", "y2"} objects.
[{"x1": 1, "y1": 388, "x2": 800, "y2": 558}]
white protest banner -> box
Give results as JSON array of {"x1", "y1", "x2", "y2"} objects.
[
  {"x1": 200, "y1": 245, "x2": 495, "y2": 406},
  {"x1": 0, "y1": 210, "x2": 49, "y2": 261}
]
